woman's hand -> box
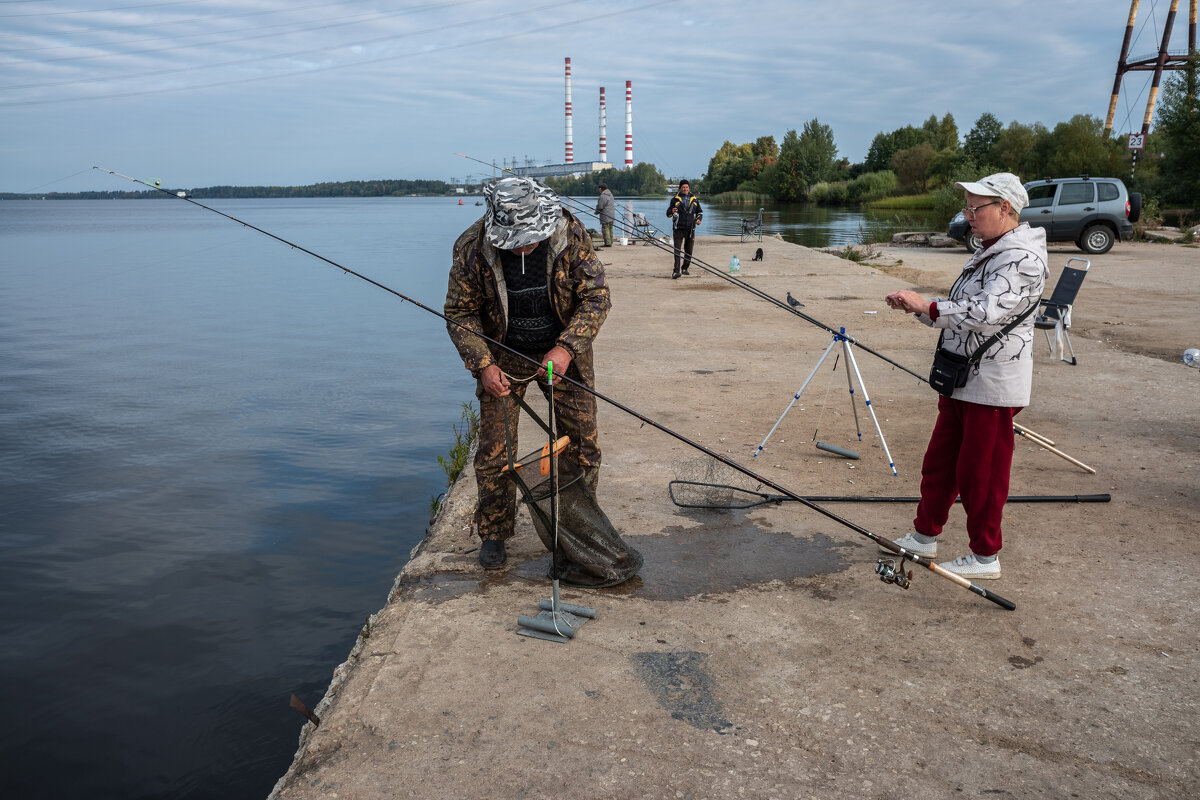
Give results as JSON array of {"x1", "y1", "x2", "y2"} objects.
[{"x1": 886, "y1": 290, "x2": 931, "y2": 317}]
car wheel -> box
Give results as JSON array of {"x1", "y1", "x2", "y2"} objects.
[
  {"x1": 1079, "y1": 224, "x2": 1115, "y2": 255},
  {"x1": 965, "y1": 231, "x2": 981, "y2": 253},
  {"x1": 1128, "y1": 192, "x2": 1142, "y2": 223}
]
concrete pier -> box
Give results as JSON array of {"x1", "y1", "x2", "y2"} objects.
[{"x1": 270, "y1": 236, "x2": 1199, "y2": 799}]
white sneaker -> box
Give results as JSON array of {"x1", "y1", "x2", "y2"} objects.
[
  {"x1": 879, "y1": 532, "x2": 936, "y2": 558},
  {"x1": 938, "y1": 554, "x2": 1001, "y2": 580}
]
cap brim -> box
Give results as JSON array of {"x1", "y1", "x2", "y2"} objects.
[
  {"x1": 484, "y1": 226, "x2": 554, "y2": 250},
  {"x1": 954, "y1": 180, "x2": 1002, "y2": 198}
]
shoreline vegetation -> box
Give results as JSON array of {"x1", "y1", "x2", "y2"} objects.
[{"x1": 697, "y1": 57, "x2": 1197, "y2": 228}]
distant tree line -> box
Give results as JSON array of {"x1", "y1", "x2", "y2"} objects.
[
  {"x1": 543, "y1": 162, "x2": 667, "y2": 196},
  {"x1": 197, "y1": 178, "x2": 452, "y2": 198},
  {"x1": 694, "y1": 54, "x2": 1198, "y2": 218},
  {"x1": 1, "y1": 178, "x2": 454, "y2": 201}
]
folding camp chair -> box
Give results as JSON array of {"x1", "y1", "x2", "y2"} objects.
[
  {"x1": 631, "y1": 211, "x2": 664, "y2": 243},
  {"x1": 740, "y1": 207, "x2": 764, "y2": 242},
  {"x1": 1034, "y1": 257, "x2": 1090, "y2": 365}
]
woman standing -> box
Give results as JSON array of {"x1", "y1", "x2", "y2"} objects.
[{"x1": 884, "y1": 173, "x2": 1048, "y2": 580}]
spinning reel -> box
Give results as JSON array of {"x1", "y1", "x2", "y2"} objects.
[{"x1": 875, "y1": 557, "x2": 912, "y2": 590}]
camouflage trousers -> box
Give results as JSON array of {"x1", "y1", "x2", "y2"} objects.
[{"x1": 474, "y1": 348, "x2": 601, "y2": 542}]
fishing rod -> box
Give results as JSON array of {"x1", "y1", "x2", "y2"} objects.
[
  {"x1": 667, "y1": 480, "x2": 1111, "y2": 510},
  {"x1": 94, "y1": 164, "x2": 1016, "y2": 610},
  {"x1": 472, "y1": 159, "x2": 1093, "y2": 475}
]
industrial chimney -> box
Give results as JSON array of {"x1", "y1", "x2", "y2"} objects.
[
  {"x1": 564, "y1": 58, "x2": 574, "y2": 164},
  {"x1": 599, "y1": 87, "x2": 607, "y2": 163},
  {"x1": 623, "y1": 80, "x2": 633, "y2": 169}
]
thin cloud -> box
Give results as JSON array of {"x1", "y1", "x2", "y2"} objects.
[{"x1": 0, "y1": 1, "x2": 1167, "y2": 192}]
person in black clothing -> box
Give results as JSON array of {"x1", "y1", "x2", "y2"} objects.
[{"x1": 666, "y1": 179, "x2": 702, "y2": 278}]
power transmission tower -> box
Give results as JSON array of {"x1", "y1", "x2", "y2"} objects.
[{"x1": 1104, "y1": 0, "x2": 1198, "y2": 142}]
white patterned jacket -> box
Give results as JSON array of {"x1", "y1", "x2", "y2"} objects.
[{"x1": 916, "y1": 223, "x2": 1049, "y2": 407}]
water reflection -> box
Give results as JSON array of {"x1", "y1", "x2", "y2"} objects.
[{"x1": 569, "y1": 196, "x2": 939, "y2": 248}]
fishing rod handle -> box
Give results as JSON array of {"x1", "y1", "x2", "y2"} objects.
[{"x1": 923, "y1": 561, "x2": 1016, "y2": 610}]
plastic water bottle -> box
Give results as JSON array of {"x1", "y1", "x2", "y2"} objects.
[
  {"x1": 1183, "y1": 348, "x2": 1200, "y2": 368},
  {"x1": 729, "y1": 254, "x2": 740, "y2": 274}
]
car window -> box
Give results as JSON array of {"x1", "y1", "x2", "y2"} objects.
[
  {"x1": 1027, "y1": 185, "x2": 1057, "y2": 208},
  {"x1": 1097, "y1": 182, "x2": 1120, "y2": 201},
  {"x1": 1058, "y1": 183, "x2": 1095, "y2": 205}
]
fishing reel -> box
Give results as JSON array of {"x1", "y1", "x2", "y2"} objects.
[{"x1": 875, "y1": 557, "x2": 912, "y2": 590}]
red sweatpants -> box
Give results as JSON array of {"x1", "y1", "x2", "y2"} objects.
[{"x1": 913, "y1": 396, "x2": 1020, "y2": 557}]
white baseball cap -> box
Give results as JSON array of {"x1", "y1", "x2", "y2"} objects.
[{"x1": 955, "y1": 172, "x2": 1029, "y2": 213}]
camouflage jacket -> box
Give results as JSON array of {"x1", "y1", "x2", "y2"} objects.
[{"x1": 444, "y1": 207, "x2": 610, "y2": 383}]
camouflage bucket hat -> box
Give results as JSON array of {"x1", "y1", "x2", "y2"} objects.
[{"x1": 483, "y1": 177, "x2": 562, "y2": 250}]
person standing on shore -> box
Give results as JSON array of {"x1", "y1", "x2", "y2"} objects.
[
  {"x1": 594, "y1": 182, "x2": 615, "y2": 248},
  {"x1": 444, "y1": 176, "x2": 611, "y2": 569},
  {"x1": 883, "y1": 172, "x2": 1047, "y2": 580},
  {"x1": 666, "y1": 179, "x2": 702, "y2": 278}
]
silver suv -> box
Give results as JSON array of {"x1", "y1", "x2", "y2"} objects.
[{"x1": 948, "y1": 176, "x2": 1142, "y2": 255}]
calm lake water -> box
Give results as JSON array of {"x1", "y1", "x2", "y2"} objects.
[
  {"x1": 0, "y1": 195, "x2": 886, "y2": 799},
  {"x1": 606, "y1": 196, "x2": 936, "y2": 248}
]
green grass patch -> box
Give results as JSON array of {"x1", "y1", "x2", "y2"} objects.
[
  {"x1": 867, "y1": 192, "x2": 937, "y2": 210},
  {"x1": 707, "y1": 191, "x2": 772, "y2": 205},
  {"x1": 429, "y1": 401, "x2": 480, "y2": 519}
]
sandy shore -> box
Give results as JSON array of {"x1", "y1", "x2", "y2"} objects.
[{"x1": 270, "y1": 234, "x2": 1199, "y2": 799}]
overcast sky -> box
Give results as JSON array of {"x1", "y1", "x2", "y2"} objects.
[{"x1": 0, "y1": 0, "x2": 1182, "y2": 193}]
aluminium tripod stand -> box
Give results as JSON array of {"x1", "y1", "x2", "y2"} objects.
[{"x1": 753, "y1": 327, "x2": 898, "y2": 476}]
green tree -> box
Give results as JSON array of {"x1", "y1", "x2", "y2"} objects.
[
  {"x1": 863, "y1": 124, "x2": 925, "y2": 173},
  {"x1": 544, "y1": 162, "x2": 666, "y2": 196},
  {"x1": 704, "y1": 141, "x2": 755, "y2": 194},
  {"x1": 964, "y1": 112, "x2": 1003, "y2": 164},
  {"x1": 751, "y1": 135, "x2": 778, "y2": 162},
  {"x1": 991, "y1": 121, "x2": 1040, "y2": 176},
  {"x1": 746, "y1": 135, "x2": 779, "y2": 192},
  {"x1": 923, "y1": 113, "x2": 959, "y2": 151},
  {"x1": 863, "y1": 131, "x2": 895, "y2": 174},
  {"x1": 1044, "y1": 115, "x2": 1112, "y2": 178},
  {"x1": 1019, "y1": 122, "x2": 1055, "y2": 178},
  {"x1": 1154, "y1": 53, "x2": 1200, "y2": 208},
  {"x1": 891, "y1": 143, "x2": 936, "y2": 193},
  {"x1": 767, "y1": 120, "x2": 840, "y2": 201},
  {"x1": 795, "y1": 118, "x2": 840, "y2": 185},
  {"x1": 928, "y1": 147, "x2": 965, "y2": 188},
  {"x1": 771, "y1": 129, "x2": 806, "y2": 201}
]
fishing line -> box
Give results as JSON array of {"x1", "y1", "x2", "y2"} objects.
[
  {"x1": 19, "y1": 168, "x2": 94, "y2": 193},
  {"x1": 93, "y1": 164, "x2": 1017, "y2": 610}
]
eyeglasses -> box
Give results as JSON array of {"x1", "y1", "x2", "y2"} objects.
[{"x1": 962, "y1": 201, "x2": 1000, "y2": 218}]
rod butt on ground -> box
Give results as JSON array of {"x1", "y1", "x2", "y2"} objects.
[
  {"x1": 973, "y1": 586, "x2": 1016, "y2": 610},
  {"x1": 815, "y1": 441, "x2": 860, "y2": 460}
]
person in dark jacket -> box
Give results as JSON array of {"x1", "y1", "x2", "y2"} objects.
[
  {"x1": 594, "y1": 183, "x2": 615, "y2": 247},
  {"x1": 445, "y1": 177, "x2": 610, "y2": 569},
  {"x1": 666, "y1": 179, "x2": 702, "y2": 278}
]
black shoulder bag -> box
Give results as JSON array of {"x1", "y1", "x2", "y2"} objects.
[{"x1": 928, "y1": 301, "x2": 1038, "y2": 398}]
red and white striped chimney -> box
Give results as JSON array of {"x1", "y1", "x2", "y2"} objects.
[
  {"x1": 623, "y1": 80, "x2": 633, "y2": 169},
  {"x1": 564, "y1": 58, "x2": 574, "y2": 163},
  {"x1": 599, "y1": 87, "x2": 607, "y2": 162}
]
